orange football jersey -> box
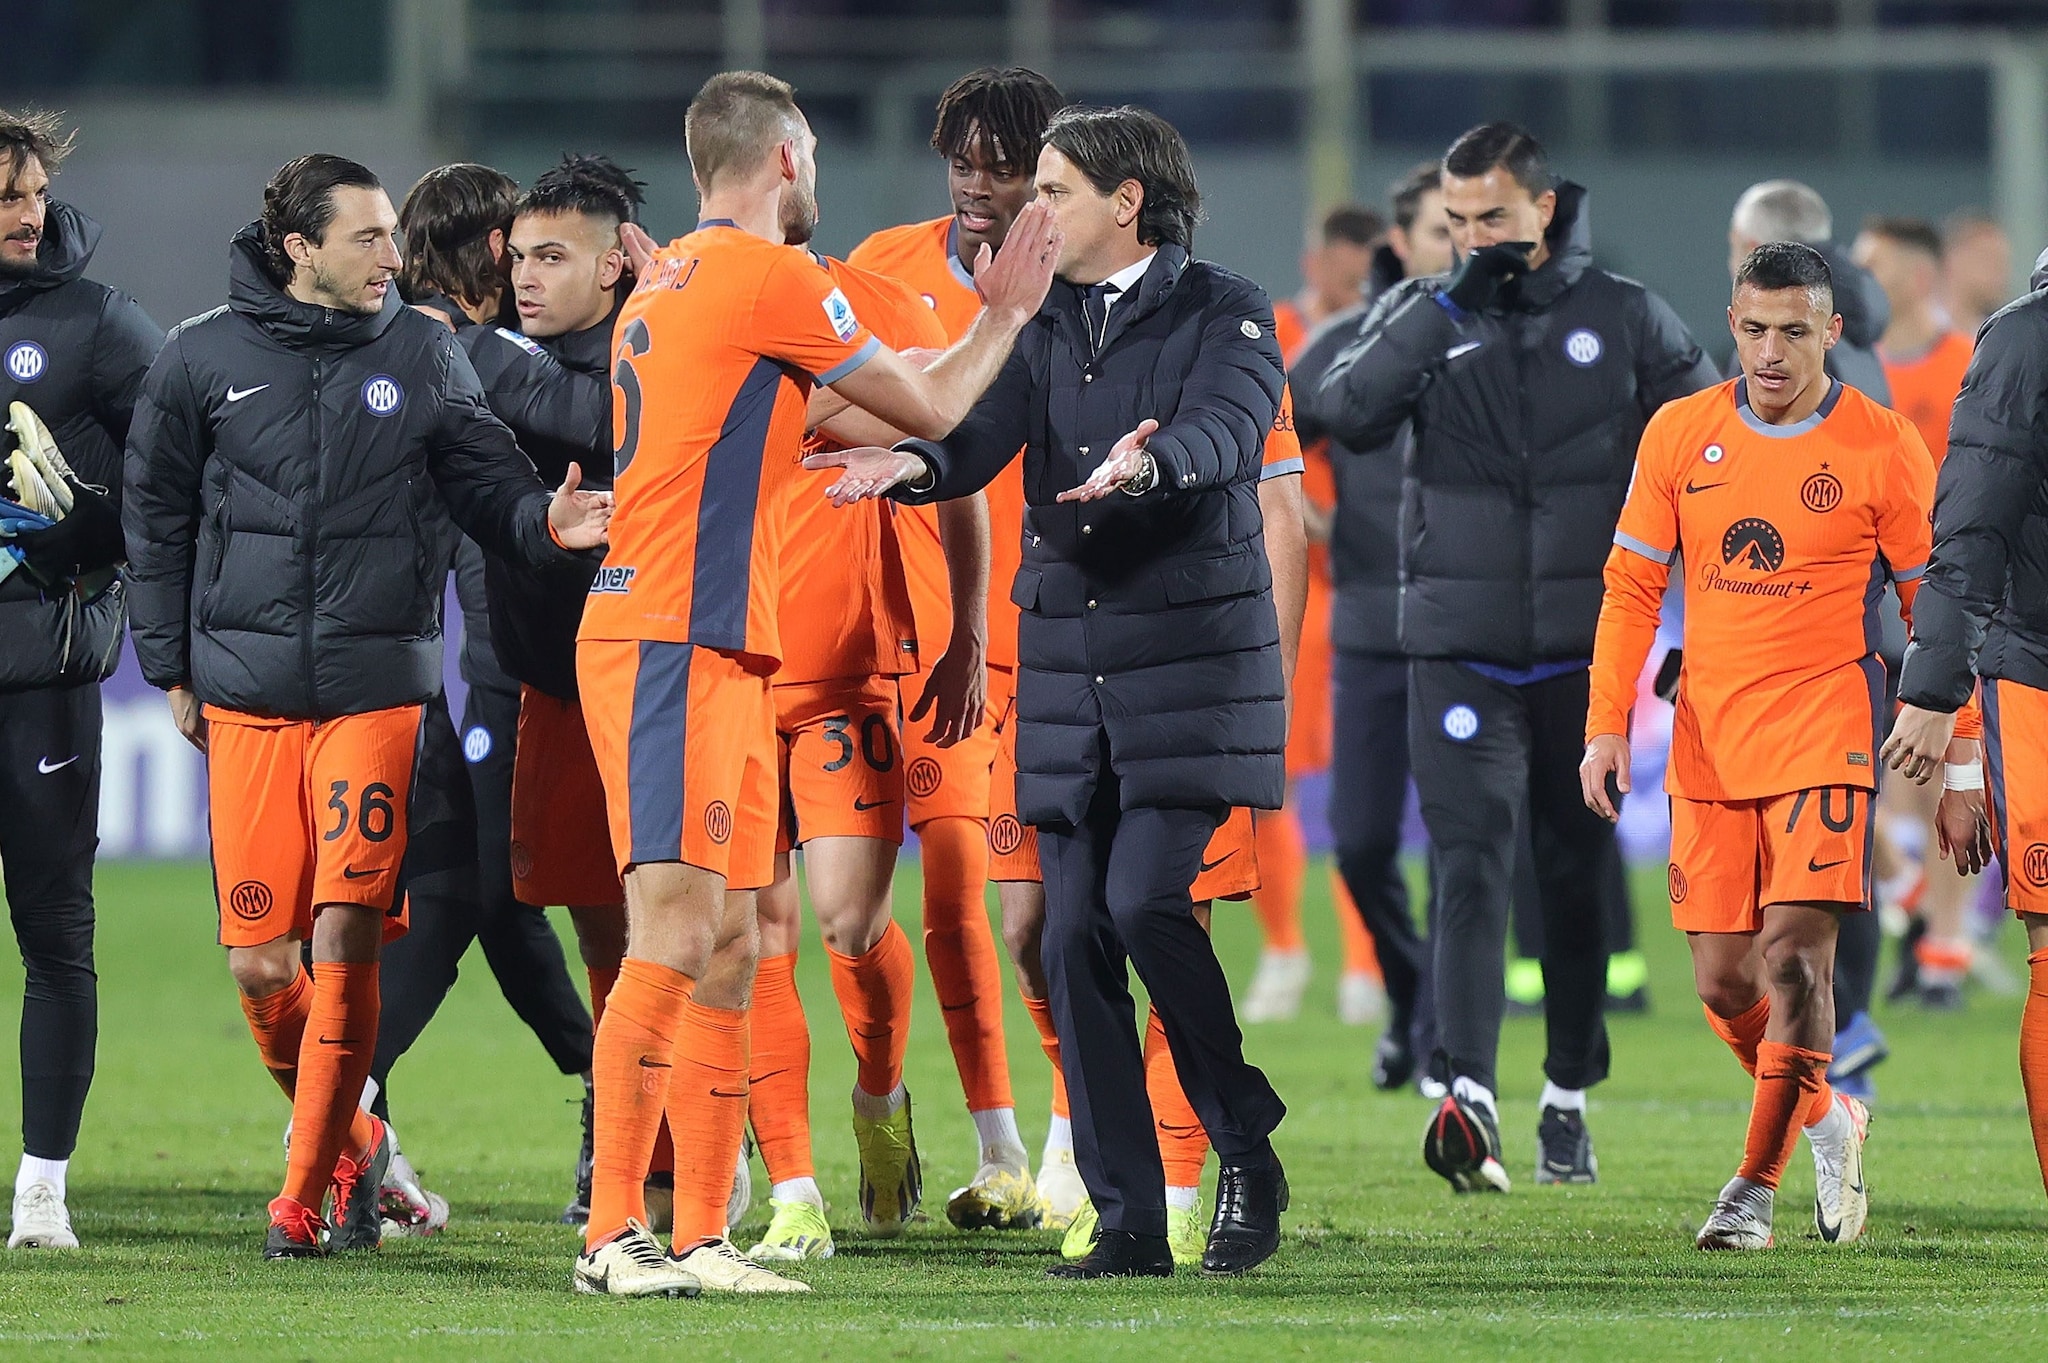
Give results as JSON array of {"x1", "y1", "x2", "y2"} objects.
[
  {"x1": 848, "y1": 216, "x2": 1027, "y2": 670},
  {"x1": 1588, "y1": 378, "x2": 1935, "y2": 801},
  {"x1": 1881, "y1": 330, "x2": 1972, "y2": 467},
  {"x1": 579, "y1": 223, "x2": 879, "y2": 665},
  {"x1": 1272, "y1": 298, "x2": 1309, "y2": 366},
  {"x1": 777, "y1": 254, "x2": 942, "y2": 685}
]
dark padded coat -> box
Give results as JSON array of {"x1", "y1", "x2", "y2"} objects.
[
  {"x1": 0, "y1": 200, "x2": 163, "y2": 687},
  {"x1": 894, "y1": 245, "x2": 1287, "y2": 825},
  {"x1": 123, "y1": 223, "x2": 571, "y2": 719},
  {"x1": 1897, "y1": 248, "x2": 2048, "y2": 711},
  {"x1": 1310, "y1": 183, "x2": 1719, "y2": 667},
  {"x1": 1293, "y1": 302, "x2": 1402, "y2": 655}
]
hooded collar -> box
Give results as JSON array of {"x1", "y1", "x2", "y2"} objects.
[
  {"x1": 1511, "y1": 180, "x2": 1592, "y2": 311},
  {"x1": 0, "y1": 199, "x2": 101, "y2": 310},
  {"x1": 1048, "y1": 242, "x2": 1191, "y2": 357},
  {"x1": 405, "y1": 289, "x2": 477, "y2": 333},
  {"x1": 546, "y1": 290, "x2": 625, "y2": 375},
  {"x1": 227, "y1": 220, "x2": 398, "y2": 353}
]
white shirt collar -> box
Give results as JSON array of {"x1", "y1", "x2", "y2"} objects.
[{"x1": 1096, "y1": 252, "x2": 1156, "y2": 306}]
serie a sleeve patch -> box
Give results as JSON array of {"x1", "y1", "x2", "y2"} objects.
[{"x1": 823, "y1": 288, "x2": 861, "y2": 342}]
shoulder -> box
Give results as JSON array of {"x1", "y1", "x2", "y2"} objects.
[
  {"x1": 823, "y1": 258, "x2": 945, "y2": 347},
  {"x1": 156, "y1": 306, "x2": 235, "y2": 370},
  {"x1": 1645, "y1": 379, "x2": 1735, "y2": 444},
  {"x1": 1184, "y1": 260, "x2": 1270, "y2": 314},
  {"x1": 849, "y1": 218, "x2": 948, "y2": 270}
]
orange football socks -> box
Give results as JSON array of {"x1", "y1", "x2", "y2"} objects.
[
  {"x1": 2021, "y1": 949, "x2": 2048, "y2": 1196},
  {"x1": 240, "y1": 966, "x2": 312, "y2": 1099},
  {"x1": 1145, "y1": 1005, "x2": 1209, "y2": 1188},
  {"x1": 277, "y1": 961, "x2": 379, "y2": 1213},
  {"x1": 1250, "y1": 810, "x2": 1307, "y2": 953},
  {"x1": 666, "y1": 997, "x2": 750, "y2": 1248},
  {"x1": 585, "y1": 958, "x2": 691, "y2": 1247},
  {"x1": 747, "y1": 952, "x2": 815, "y2": 1184},
  {"x1": 1705, "y1": 996, "x2": 1770, "y2": 1076},
  {"x1": 917, "y1": 817, "x2": 1015, "y2": 1113},
  {"x1": 828, "y1": 919, "x2": 916, "y2": 1100},
  {"x1": 1738, "y1": 1041, "x2": 1830, "y2": 1189},
  {"x1": 1021, "y1": 992, "x2": 1070, "y2": 1120}
]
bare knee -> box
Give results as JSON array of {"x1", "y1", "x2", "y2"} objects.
[
  {"x1": 1696, "y1": 976, "x2": 1761, "y2": 1021},
  {"x1": 227, "y1": 941, "x2": 302, "y2": 998},
  {"x1": 1760, "y1": 935, "x2": 1830, "y2": 1012}
]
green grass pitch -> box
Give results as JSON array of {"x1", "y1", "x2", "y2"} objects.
[{"x1": 2, "y1": 858, "x2": 2046, "y2": 1360}]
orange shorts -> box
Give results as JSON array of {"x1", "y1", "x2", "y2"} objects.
[
  {"x1": 1666, "y1": 785, "x2": 1875, "y2": 934},
  {"x1": 1287, "y1": 576, "x2": 1334, "y2": 778},
  {"x1": 204, "y1": 703, "x2": 422, "y2": 948},
  {"x1": 985, "y1": 689, "x2": 1260, "y2": 900},
  {"x1": 510, "y1": 687, "x2": 624, "y2": 908},
  {"x1": 576, "y1": 639, "x2": 778, "y2": 891},
  {"x1": 775, "y1": 674, "x2": 904, "y2": 849},
  {"x1": 1984, "y1": 677, "x2": 2048, "y2": 916},
  {"x1": 896, "y1": 660, "x2": 1011, "y2": 826}
]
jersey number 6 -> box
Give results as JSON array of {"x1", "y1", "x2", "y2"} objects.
[{"x1": 613, "y1": 316, "x2": 652, "y2": 477}]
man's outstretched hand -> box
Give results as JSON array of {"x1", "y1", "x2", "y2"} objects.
[
  {"x1": 548, "y1": 463, "x2": 613, "y2": 549},
  {"x1": 1058, "y1": 419, "x2": 1159, "y2": 503},
  {"x1": 803, "y1": 446, "x2": 931, "y2": 507},
  {"x1": 1579, "y1": 733, "x2": 1632, "y2": 822}
]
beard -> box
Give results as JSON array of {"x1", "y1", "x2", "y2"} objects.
[
  {"x1": 781, "y1": 183, "x2": 818, "y2": 248},
  {"x1": 0, "y1": 233, "x2": 39, "y2": 276},
  {"x1": 310, "y1": 261, "x2": 383, "y2": 315}
]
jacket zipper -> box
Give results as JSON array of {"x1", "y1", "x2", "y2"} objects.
[
  {"x1": 304, "y1": 352, "x2": 323, "y2": 713},
  {"x1": 1516, "y1": 316, "x2": 1535, "y2": 665}
]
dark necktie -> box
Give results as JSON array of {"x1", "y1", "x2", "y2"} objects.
[{"x1": 1084, "y1": 281, "x2": 1121, "y2": 354}]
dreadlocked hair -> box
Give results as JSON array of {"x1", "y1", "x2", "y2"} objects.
[
  {"x1": 520, "y1": 153, "x2": 646, "y2": 227},
  {"x1": 930, "y1": 67, "x2": 1066, "y2": 176}
]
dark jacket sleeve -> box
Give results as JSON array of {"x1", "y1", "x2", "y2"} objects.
[
  {"x1": 121, "y1": 331, "x2": 207, "y2": 691},
  {"x1": 892, "y1": 343, "x2": 1036, "y2": 504},
  {"x1": 1631, "y1": 287, "x2": 1718, "y2": 418},
  {"x1": 90, "y1": 289, "x2": 165, "y2": 470},
  {"x1": 1288, "y1": 307, "x2": 1369, "y2": 446},
  {"x1": 425, "y1": 337, "x2": 572, "y2": 572},
  {"x1": 1897, "y1": 304, "x2": 2048, "y2": 711},
  {"x1": 462, "y1": 326, "x2": 608, "y2": 467},
  {"x1": 1133, "y1": 279, "x2": 1284, "y2": 494},
  {"x1": 1310, "y1": 278, "x2": 1461, "y2": 452}
]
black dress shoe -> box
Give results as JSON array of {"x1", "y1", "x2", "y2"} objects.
[
  {"x1": 1046, "y1": 1228, "x2": 1174, "y2": 1279},
  {"x1": 1201, "y1": 1158, "x2": 1288, "y2": 1276}
]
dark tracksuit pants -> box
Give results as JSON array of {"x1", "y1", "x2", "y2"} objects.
[
  {"x1": 1328, "y1": 648, "x2": 1436, "y2": 1061},
  {"x1": 1409, "y1": 660, "x2": 1612, "y2": 1096},
  {"x1": 0, "y1": 683, "x2": 100, "y2": 1161},
  {"x1": 1040, "y1": 737, "x2": 1286, "y2": 1237}
]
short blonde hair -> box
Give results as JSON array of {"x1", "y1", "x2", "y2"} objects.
[{"x1": 686, "y1": 71, "x2": 802, "y2": 189}]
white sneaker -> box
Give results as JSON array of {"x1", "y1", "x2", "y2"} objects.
[
  {"x1": 1809, "y1": 1092, "x2": 1870, "y2": 1244},
  {"x1": 1242, "y1": 948, "x2": 1312, "y2": 1023},
  {"x1": 672, "y1": 1237, "x2": 810, "y2": 1293},
  {"x1": 727, "y1": 1137, "x2": 754, "y2": 1233},
  {"x1": 380, "y1": 1151, "x2": 450, "y2": 1239},
  {"x1": 8, "y1": 1179, "x2": 78, "y2": 1249},
  {"x1": 573, "y1": 1219, "x2": 701, "y2": 1297},
  {"x1": 1338, "y1": 972, "x2": 1387, "y2": 1027},
  {"x1": 1696, "y1": 1175, "x2": 1774, "y2": 1250},
  {"x1": 1036, "y1": 1145, "x2": 1088, "y2": 1230}
]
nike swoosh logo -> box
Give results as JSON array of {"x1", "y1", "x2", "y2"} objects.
[
  {"x1": 1684, "y1": 481, "x2": 1727, "y2": 494},
  {"x1": 1199, "y1": 852, "x2": 1236, "y2": 874},
  {"x1": 1445, "y1": 341, "x2": 1482, "y2": 360},
  {"x1": 853, "y1": 797, "x2": 895, "y2": 811},
  {"x1": 636, "y1": 1057, "x2": 672, "y2": 1069},
  {"x1": 317, "y1": 1035, "x2": 358, "y2": 1045},
  {"x1": 36, "y1": 755, "x2": 79, "y2": 774},
  {"x1": 1808, "y1": 857, "x2": 1849, "y2": 872},
  {"x1": 1817, "y1": 1209, "x2": 1844, "y2": 1242},
  {"x1": 709, "y1": 1088, "x2": 748, "y2": 1099},
  {"x1": 341, "y1": 866, "x2": 379, "y2": 880},
  {"x1": 225, "y1": 384, "x2": 270, "y2": 402}
]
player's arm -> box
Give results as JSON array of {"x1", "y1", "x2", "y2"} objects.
[
  {"x1": 120, "y1": 333, "x2": 210, "y2": 747},
  {"x1": 910, "y1": 494, "x2": 991, "y2": 746},
  {"x1": 467, "y1": 326, "x2": 609, "y2": 459},
  {"x1": 89, "y1": 289, "x2": 167, "y2": 473},
  {"x1": 1880, "y1": 422, "x2": 1962, "y2": 784},
  {"x1": 423, "y1": 336, "x2": 611, "y2": 562},
  {"x1": 1630, "y1": 288, "x2": 1721, "y2": 414},
  {"x1": 811, "y1": 346, "x2": 1036, "y2": 506},
  {"x1": 1260, "y1": 470, "x2": 1308, "y2": 720},
  {"x1": 1581, "y1": 424, "x2": 1681, "y2": 821},
  {"x1": 1307, "y1": 278, "x2": 1456, "y2": 453}
]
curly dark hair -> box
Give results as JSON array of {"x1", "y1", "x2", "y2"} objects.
[{"x1": 930, "y1": 67, "x2": 1066, "y2": 175}]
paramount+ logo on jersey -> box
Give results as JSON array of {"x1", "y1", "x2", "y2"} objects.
[{"x1": 1696, "y1": 516, "x2": 1813, "y2": 598}]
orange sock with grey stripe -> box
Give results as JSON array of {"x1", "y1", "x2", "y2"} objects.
[
  {"x1": 1737, "y1": 1041, "x2": 1830, "y2": 1190},
  {"x1": 1144, "y1": 1005, "x2": 1210, "y2": 1187},
  {"x1": 585, "y1": 958, "x2": 691, "y2": 1248},
  {"x1": 917, "y1": 817, "x2": 1015, "y2": 1112},
  {"x1": 665, "y1": 997, "x2": 751, "y2": 1248},
  {"x1": 747, "y1": 952, "x2": 815, "y2": 1183},
  {"x1": 278, "y1": 961, "x2": 379, "y2": 1213},
  {"x1": 2021, "y1": 949, "x2": 2048, "y2": 1196},
  {"x1": 1021, "y1": 993, "x2": 1070, "y2": 1119},
  {"x1": 828, "y1": 920, "x2": 916, "y2": 1099}
]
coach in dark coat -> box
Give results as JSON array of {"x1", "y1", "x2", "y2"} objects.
[{"x1": 814, "y1": 107, "x2": 1289, "y2": 1279}]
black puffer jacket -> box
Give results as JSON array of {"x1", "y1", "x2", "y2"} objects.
[
  {"x1": 1293, "y1": 303, "x2": 1401, "y2": 655},
  {"x1": 1897, "y1": 247, "x2": 2048, "y2": 711},
  {"x1": 895, "y1": 245, "x2": 1287, "y2": 824},
  {"x1": 0, "y1": 200, "x2": 163, "y2": 688},
  {"x1": 124, "y1": 223, "x2": 571, "y2": 718},
  {"x1": 1311, "y1": 184, "x2": 1719, "y2": 666}
]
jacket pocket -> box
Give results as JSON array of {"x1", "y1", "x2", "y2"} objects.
[
  {"x1": 1010, "y1": 565, "x2": 1043, "y2": 611},
  {"x1": 1158, "y1": 547, "x2": 1269, "y2": 605},
  {"x1": 196, "y1": 492, "x2": 230, "y2": 628}
]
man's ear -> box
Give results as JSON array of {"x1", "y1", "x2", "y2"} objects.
[
  {"x1": 1116, "y1": 178, "x2": 1144, "y2": 231},
  {"x1": 488, "y1": 227, "x2": 507, "y2": 269},
  {"x1": 597, "y1": 244, "x2": 625, "y2": 291},
  {"x1": 779, "y1": 139, "x2": 799, "y2": 183},
  {"x1": 1534, "y1": 188, "x2": 1557, "y2": 235},
  {"x1": 1824, "y1": 313, "x2": 1845, "y2": 349},
  {"x1": 284, "y1": 232, "x2": 315, "y2": 268}
]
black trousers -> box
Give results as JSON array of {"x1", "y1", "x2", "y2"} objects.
[
  {"x1": 1409, "y1": 660, "x2": 1612, "y2": 1095},
  {"x1": 370, "y1": 682, "x2": 591, "y2": 1120},
  {"x1": 0, "y1": 683, "x2": 99, "y2": 1160},
  {"x1": 1329, "y1": 649, "x2": 1434, "y2": 1057},
  {"x1": 1510, "y1": 822, "x2": 1638, "y2": 961},
  {"x1": 1040, "y1": 741, "x2": 1285, "y2": 1237}
]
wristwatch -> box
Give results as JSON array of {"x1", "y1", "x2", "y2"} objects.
[{"x1": 1119, "y1": 451, "x2": 1158, "y2": 496}]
